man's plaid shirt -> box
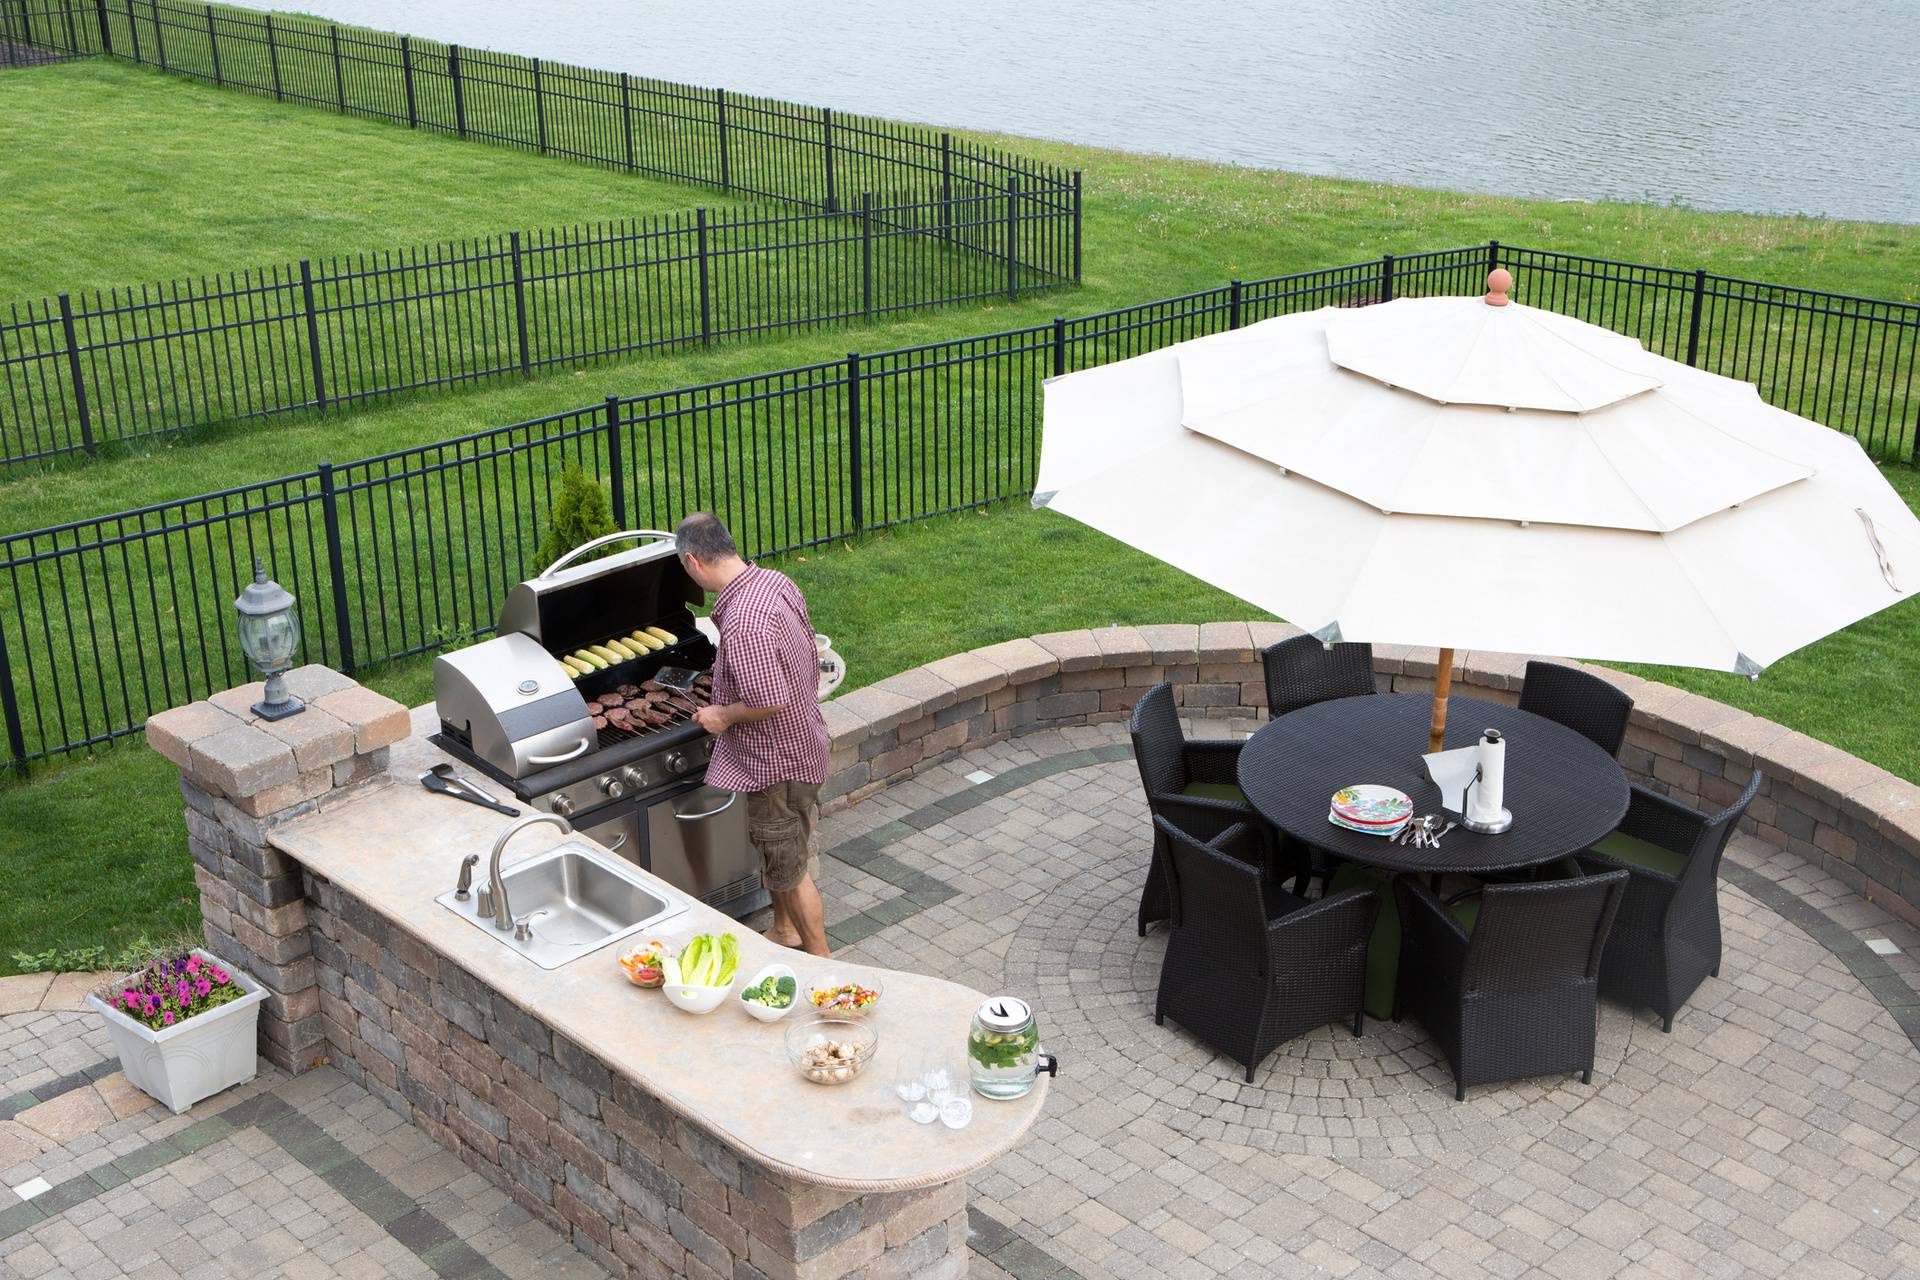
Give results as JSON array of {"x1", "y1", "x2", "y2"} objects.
[{"x1": 704, "y1": 564, "x2": 830, "y2": 792}]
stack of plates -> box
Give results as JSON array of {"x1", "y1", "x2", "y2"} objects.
[{"x1": 1328, "y1": 785, "x2": 1414, "y2": 838}]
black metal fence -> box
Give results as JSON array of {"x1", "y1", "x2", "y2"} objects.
[
  {"x1": 0, "y1": 0, "x2": 1081, "y2": 465},
  {"x1": 3, "y1": 242, "x2": 1918, "y2": 772}
]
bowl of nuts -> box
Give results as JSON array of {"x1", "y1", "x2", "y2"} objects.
[{"x1": 785, "y1": 1017, "x2": 878, "y2": 1086}]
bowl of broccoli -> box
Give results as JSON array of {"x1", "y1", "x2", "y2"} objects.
[{"x1": 739, "y1": 964, "x2": 800, "y2": 1022}]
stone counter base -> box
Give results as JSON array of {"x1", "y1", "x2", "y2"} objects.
[
  {"x1": 820, "y1": 623, "x2": 1920, "y2": 930},
  {"x1": 303, "y1": 875, "x2": 967, "y2": 1280}
]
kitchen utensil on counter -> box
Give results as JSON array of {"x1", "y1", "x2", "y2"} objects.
[
  {"x1": 968, "y1": 997, "x2": 1057, "y2": 1100},
  {"x1": 787, "y1": 1017, "x2": 877, "y2": 1085},
  {"x1": 420, "y1": 766, "x2": 520, "y2": 816}
]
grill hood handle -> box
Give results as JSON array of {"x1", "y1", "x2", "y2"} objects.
[
  {"x1": 539, "y1": 530, "x2": 679, "y2": 578},
  {"x1": 527, "y1": 737, "x2": 592, "y2": 766}
]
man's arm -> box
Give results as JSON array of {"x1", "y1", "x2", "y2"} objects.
[
  {"x1": 698, "y1": 619, "x2": 791, "y2": 735},
  {"x1": 695, "y1": 701, "x2": 781, "y2": 734}
]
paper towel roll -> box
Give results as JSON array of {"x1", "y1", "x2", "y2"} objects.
[{"x1": 1469, "y1": 729, "x2": 1506, "y2": 826}]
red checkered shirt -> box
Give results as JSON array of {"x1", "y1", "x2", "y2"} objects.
[{"x1": 703, "y1": 565, "x2": 831, "y2": 793}]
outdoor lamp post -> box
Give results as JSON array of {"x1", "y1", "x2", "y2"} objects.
[{"x1": 234, "y1": 558, "x2": 304, "y2": 720}]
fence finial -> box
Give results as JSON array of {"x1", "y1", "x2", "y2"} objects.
[{"x1": 1484, "y1": 268, "x2": 1514, "y2": 307}]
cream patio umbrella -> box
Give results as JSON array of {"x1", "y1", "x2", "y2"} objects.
[{"x1": 1035, "y1": 271, "x2": 1920, "y2": 750}]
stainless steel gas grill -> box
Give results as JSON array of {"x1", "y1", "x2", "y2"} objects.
[{"x1": 431, "y1": 531, "x2": 768, "y2": 919}]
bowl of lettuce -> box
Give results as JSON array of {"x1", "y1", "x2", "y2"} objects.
[
  {"x1": 660, "y1": 932, "x2": 740, "y2": 1014},
  {"x1": 738, "y1": 963, "x2": 800, "y2": 1023}
]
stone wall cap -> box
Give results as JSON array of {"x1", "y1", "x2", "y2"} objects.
[
  {"x1": 825, "y1": 684, "x2": 919, "y2": 739},
  {"x1": 968, "y1": 637, "x2": 1060, "y2": 685},
  {"x1": 146, "y1": 701, "x2": 246, "y2": 769},
  {"x1": 1133, "y1": 623, "x2": 1201, "y2": 666},
  {"x1": 187, "y1": 722, "x2": 298, "y2": 798},
  {"x1": 920, "y1": 651, "x2": 1008, "y2": 702},
  {"x1": 311, "y1": 686, "x2": 410, "y2": 754},
  {"x1": 1092, "y1": 625, "x2": 1152, "y2": 667},
  {"x1": 869, "y1": 666, "x2": 959, "y2": 716},
  {"x1": 256, "y1": 704, "x2": 356, "y2": 773},
  {"x1": 1030, "y1": 630, "x2": 1103, "y2": 672},
  {"x1": 1196, "y1": 621, "x2": 1253, "y2": 663}
]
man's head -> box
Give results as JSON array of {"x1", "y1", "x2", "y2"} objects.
[{"x1": 674, "y1": 512, "x2": 745, "y2": 592}]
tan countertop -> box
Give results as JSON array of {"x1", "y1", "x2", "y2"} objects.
[{"x1": 267, "y1": 724, "x2": 1046, "y2": 1192}]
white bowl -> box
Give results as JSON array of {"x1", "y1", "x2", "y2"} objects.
[
  {"x1": 737, "y1": 963, "x2": 800, "y2": 1022},
  {"x1": 662, "y1": 977, "x2": 734, "y2": 1014}
]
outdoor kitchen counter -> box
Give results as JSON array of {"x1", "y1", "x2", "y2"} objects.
[{"x1": 264, "y1": 729, "x2": 1048, "y2": 1194}]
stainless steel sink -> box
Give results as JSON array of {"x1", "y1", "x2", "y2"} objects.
[{"x1": 435, "y1": 840, "x2": 687, "y2": 969}]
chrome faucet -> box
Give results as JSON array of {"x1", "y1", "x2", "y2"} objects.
[{"x1": 486, "y1": 813, "x2": 573, "y2": 931}]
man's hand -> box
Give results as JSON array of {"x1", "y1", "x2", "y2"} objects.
[{"x1": 695, "y1": 701, "x2": 784, "y2": 735}]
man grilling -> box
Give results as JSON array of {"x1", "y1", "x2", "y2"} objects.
[{"x1": 674, "y1": 513, "x2": 832, "y2": 957}]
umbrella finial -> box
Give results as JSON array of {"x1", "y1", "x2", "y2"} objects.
[{"x1": 1484, "y1": 268, "x2": 1513, "y2": 307}]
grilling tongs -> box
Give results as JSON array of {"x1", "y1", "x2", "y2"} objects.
[{"x1": 420, "y1": 763, "x2": 520, "y2": 817}]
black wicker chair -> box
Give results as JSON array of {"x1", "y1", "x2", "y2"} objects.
[
  {"x1": 1130, "y1": 682, "x2": 1303, "y2": 934},
  {"x1": 1578, "y1": 770, "x2": 1763, "y2": 1032},
  {"x1": 1517, "y1": 660, "x2": 1634, "y2": 758},
  {"x1": 1262, "y1": 635, "x2": 1378, "y2": 719},
  {"x1": 1153, "y1": 818, "x2": 1376, "y2": 1082},
  {"x1": 1394, "y1": 867, "x2": 1627, "y2": 1100}
]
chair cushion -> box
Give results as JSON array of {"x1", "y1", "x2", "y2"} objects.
[
  {"x1": 1181, "y1": 781, "x2": 1247, "y2": 805},
  {"x1": 1592, "y1": 831, "x2": 1688, "y2": 877}
]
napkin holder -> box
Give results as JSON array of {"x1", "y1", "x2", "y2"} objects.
[{"x1": 1459, "y1": 763, "x2": 1513, "y2": 834}]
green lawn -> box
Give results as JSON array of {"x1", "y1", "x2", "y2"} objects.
[
  {"x1": 0, "y1": 57, "x2": 761, "y2": 302},
  {"x1": 6, "y1": 42, "x2": 1920, "y2": 971}
]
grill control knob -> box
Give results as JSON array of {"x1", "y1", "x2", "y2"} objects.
[
  {"x1": 550, "y1": 794, "x2": 575, "y2": 817},
  {"x1": 619, "y1": 766, "x2": 648, "y2": 790},
  {"x1": 664, "y1": 750, "x2": 689, "y2": 775},
  {"x1": 599, "y1": 776, "x2": 625, "y2": 799}
]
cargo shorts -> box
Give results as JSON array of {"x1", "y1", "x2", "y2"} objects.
[{"x1": 745, "y1": 780, "x2": 821, "y2": 893}]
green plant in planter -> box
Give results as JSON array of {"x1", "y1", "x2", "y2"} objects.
[
  {"x1": 534, "y1": 464, "x2": 617, "y2": 571},
  {"x1": 105, "y1": 950, "x2": 245, "y2": 1030}
]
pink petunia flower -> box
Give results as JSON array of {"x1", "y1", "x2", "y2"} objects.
[
  {"x1": 185, "y1": 956, "x2": 202, "y2": 974},
  {"x1": 162, "y1": 1011, "x2": 175, "y2": 1026},
  {"x1": 194, "y1": 978, "x2": 211, "y2": 997}
]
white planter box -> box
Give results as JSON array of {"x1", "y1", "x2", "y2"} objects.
[{"x1": 84, "y1": 949, "x2": 269, "y2": 1114}]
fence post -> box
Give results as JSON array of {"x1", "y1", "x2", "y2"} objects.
[
  {"x1": 509, "y1": 231, "x2": 531, "y2": 377},
  {"x1": 695, "y1": 209, "x2": 712, "y2": 345},
  {"x1": 328, "y1": 24, "x2": 343, "y2": 112},
  {"x1": 449, "y1": 44, "x2": 466, "y2": 137},
  {"x1": 317, "y1": 464, "x2": 357, "y2": 674},
  {"x1": 1486, "y1": 239, "x2": 1500, "y2": 275},
  {"x1": 93, "y1": 0, "x2": 111, "y2": 54},
  {"x1": 619, "y1": 72, "x2": 635, "y2": 172},
  {"x1": 298, "y1": 259, "x2": 328, "y2": 411},
  {"x1": 1380, "y1": 253, "x2": 1395, "y2": 303},
  {"x1": 204, "y1": 5, "x2": 220, "y2": 86},
  {"x1": 123, "y1": 0, "x2": 139, "y2": 63},
  {"x1": 1685, "y1": 268, "x2": 1707, "y2": 367},
  {"x1": 603, "y1": 396, "x2": 627, "y2": 526},
  {"x1": 0, "y1": 614, "x2": 27, "y2": 775},
  {"x1": 821, "y1": 107, "x2": 838, "y2": 213},
  {"x1": 400, "y1": 35, "x2": 417, "y2": 127},
  {"x1": 715, "y1": 88, "x2": 731, "y2": 190},
  {"x1": 1228, "y1": 280, "x2": 1243, "y2": 331},
  {"x1": 532, "y1": 57, "x2": 547, "y2": 154},
  {"x1": 1072, "y1": 170, "x2": 1083, "y2": 283},
  {"x1": 938, "y1": 133, "x2": 953, "y2": 244},
  {"x1": 860, "y1": 193, "x2": 874, "y2": 321},
  {"x1": 845, "y1": 352, "x2": 864, "y2": 535},
  {"x1": 1003, "y1": 175, "x2": 1019, "y2": 300},
  {"x1": 264, "y1": 13, "x2": 281, "y2": 100},
  {"x1": 1051, "y1": 317, "x2": 1067, "y2": 377},
  {"x1": 150, "y1": 0, "x2": 166, "y2": 69},
  {"x1": 56, "y1": 294, "x2": 95, "y2": 454}
]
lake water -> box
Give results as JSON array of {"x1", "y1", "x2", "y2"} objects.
[{"x1": 234, "y1": 0, "x2": 1918, "y2": 225}]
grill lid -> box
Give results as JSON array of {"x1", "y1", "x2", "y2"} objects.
[{"x1": 498, "y1": 530, "x2": 703, "y2": 655}]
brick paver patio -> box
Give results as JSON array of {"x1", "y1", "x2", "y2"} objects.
[{"x1": 5, "y1": 718, "x2": 1919, "y2": 1278}]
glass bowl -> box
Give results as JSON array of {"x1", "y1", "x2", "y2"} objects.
[
  {"x1": 802, "y1": 973, "x2": 884, "y2": 1019},
  {"x1": 785, "y1": 1017, "x2": 878, "y2": 1085}
]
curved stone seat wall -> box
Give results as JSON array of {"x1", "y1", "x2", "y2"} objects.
[{"x1": 820, "y1": 622, "x2": 1920, "y2": 929}]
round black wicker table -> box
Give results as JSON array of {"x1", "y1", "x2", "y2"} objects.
[
  {"x1": 1239, "y1": 693, "x2": 1629, "y2": 876},
  {"x1": 1239, "y1": 693, "x2": 1630, "y2": 1019}
]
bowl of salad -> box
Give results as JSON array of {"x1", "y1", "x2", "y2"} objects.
[
  {"x1": 804, "y1": 974, "x2": 883, "y2": 1019},
  {"x1": 616, "y1": 938, "x2": 674, "y2": 989},
  {"x1": 738, "y1": 963, "x2": 800, "y2": 1023}
]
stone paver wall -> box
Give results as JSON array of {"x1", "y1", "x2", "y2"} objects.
[{"x1": 819, "y1": 623, "x2": 1920, "y2": 929}]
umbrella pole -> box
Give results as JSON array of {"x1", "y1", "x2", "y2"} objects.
[{"x1": 1428, "y1": 647, "x2": 1455, "y2": 753}]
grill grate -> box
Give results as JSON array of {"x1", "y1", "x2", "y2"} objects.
[{"x1": 588, "y1": 690, "x2": 704, "y2": 751}]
